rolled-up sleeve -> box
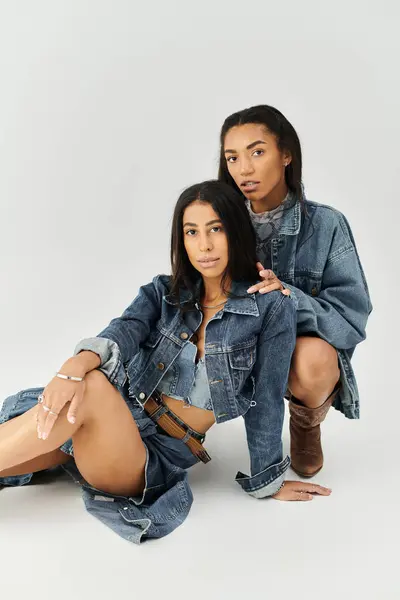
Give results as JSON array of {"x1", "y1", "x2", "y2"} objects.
[
  {"x1": 235, "y1": 457, "x2": 290, "y2": 498},
  {"x1": 74, "y1": 337, "x2": 126, "y2": 387},
  {"x1": 73, "y1": 275, "x2": 168, "y2": 388}
]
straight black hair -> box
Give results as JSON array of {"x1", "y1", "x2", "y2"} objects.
[
  {"x1": 218, "y1": 104, "x2": 305, "y2": 206},
  {"x1": 170, "y1": 179, "x2": 259, "y2": 309}
]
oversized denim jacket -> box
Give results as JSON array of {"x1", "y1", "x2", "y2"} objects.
[
  {"x1": 254, "y1": 198, "x2": 372, "y2": 419},
  {"x1": 74, "y1": 281, "x2": 297, "y2": 498}
]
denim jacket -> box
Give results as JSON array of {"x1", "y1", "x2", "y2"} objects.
[
  {"x1": 74, "y1": 279, "x2": 297, "y2": 498},
  {"x1": 255, "y1": 199, "x2": 372, "y2": 419}
]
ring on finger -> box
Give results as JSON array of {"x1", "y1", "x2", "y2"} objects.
[
  {"x1": 38, "y1": 394, "x2": 44, "y2": 404},
  {"x1": 49, "y1": 410, "x2": 59, "y2": 417},
  {"x1": 42, "y1": 404, "x2": 51, "y2": 412}
]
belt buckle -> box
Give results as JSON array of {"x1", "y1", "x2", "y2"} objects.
[{"x1": 196, "y1": 448, "x2": 212, "y2": 464}]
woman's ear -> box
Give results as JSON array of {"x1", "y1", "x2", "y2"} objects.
[{"x1": 283, "y1": 151, "x2": 292, "y2": 167}]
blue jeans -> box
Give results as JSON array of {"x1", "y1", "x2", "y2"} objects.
[{"x1": 0, "y1": 384, "x2": 202, "y2": 543}]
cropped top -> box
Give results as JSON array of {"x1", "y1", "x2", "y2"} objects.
[{"x1": 156, "y1": 340, "x2": 213, "y2": 411}]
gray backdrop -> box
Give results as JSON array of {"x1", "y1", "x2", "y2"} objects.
[{"x1": 0, "y1": 1, "x2": 398, "y2": 599}]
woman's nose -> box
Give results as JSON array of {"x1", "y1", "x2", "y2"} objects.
[
  {"x1": 199, "y1": 234, "x2": 212, "y2": 252},
  {"x1": 240, "y1": 158, "x2": 255, "y2": 176}
]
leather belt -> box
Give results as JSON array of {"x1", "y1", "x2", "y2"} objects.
[{"x1": 143, "y1": 395, "x2": 211, "y2": 464}]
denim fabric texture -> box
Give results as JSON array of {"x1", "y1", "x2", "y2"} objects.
[
  {"x1": 0, "y1": 385, "x2": 201, "y2": 543},
  {"x1": 250, "y1": 198, "x2": 372, "y2": 419}
]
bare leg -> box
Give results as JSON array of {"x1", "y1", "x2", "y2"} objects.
[
  {"x1": 0, "y1": 449, "x2": 70, "y2": 478},
  {"x1": 0, "y1": 371, "x2": 147, "y2": 496},
  {"x1": 288, "y1": 337, "x2": 340, "y2": 407}
]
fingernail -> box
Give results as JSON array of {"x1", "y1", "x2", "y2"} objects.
[
  {"x1": 247, "y1": 288, "x2": 255, "y2": 293},
  {"x1": 42, "y1": 433, "x2": 47, "y2": 440},
  {"x1": 68, "y1": 416, "x2": 76, "y2": 424}
]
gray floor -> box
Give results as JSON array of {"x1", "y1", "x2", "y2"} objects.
[
  {"x1": 0, "y1": 2, "x2": 397, "y2": 597},
  {"x1": 1, "y1": 391, "x2": 398, "y2": 600}
]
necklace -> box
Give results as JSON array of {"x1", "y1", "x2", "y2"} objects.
[{"x1": 200, "y1": 299, "x2": 228, "y2": 309}]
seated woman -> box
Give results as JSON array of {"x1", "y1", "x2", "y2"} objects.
[{"x1": 0, "y1": 180, "x2": 330, "y2": 544}]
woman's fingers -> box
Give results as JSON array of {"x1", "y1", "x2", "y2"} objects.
[
  {"x1": 67, "y1": 384, "x2": 85, "y2": 425},
  {"x1": 39, "y1": 393, "x2": 65, "y2": 440},
  {"x1": 40, "y1": 409, "x2": 60, "y2": 440},
  {"x1": 256, "y1": 262, "x2": 265, "y2": 273},
  {"x1": 299, "y1": 483, "x2": 332, "y2": 496},
  {"x1": 247, "y1": 270, "x2": 289, "y2": 296},
  {"x1": 273, "y1": 487, "x2": 313, "y2": 501},
  {"x1": 37, "y1": 382, "x2": 82, "y2": 439},
  {"x1": 294, "y1": 491, "x2": 314, "y2": 501},
  {"x1": 259, "y1": 281, "x2": 284, "y2": 294},
  {"x1": 36, "y1": 395, "x2": 46, "y2": 438},
  {"x1": 272, "y1": 480, "x2": 332, "y2": 502},
  {"x1": 259, "y1": 269, "x2": 276, "y2": 279},
  {"x1": 247, "y1": 280, "x2": 282, "y2": 294},
  {"x1": 247, "y1": 281, "x2": 267, "y2": 293}
]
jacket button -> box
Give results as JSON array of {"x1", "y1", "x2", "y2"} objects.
[
  {"x1": 180, "y1": 332, "x2": 189, "y2": 340},
  {"x1": 157, "y1": 362, "x2": 165, "y2": 370},
  {"x1": 138, "y1": 392, "x2": 146, "y2": 400},
  {"x1": 311, "y1": 287, "x2": 318, "y2": 296}
]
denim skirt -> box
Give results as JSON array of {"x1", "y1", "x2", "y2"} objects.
[{"x1": 0, "y1": 384, "x2": 203, "y2": 544}]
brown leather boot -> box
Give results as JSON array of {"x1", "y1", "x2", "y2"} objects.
[{"x1": 289, "y1": 384, "x2": 340, "y2": 478}]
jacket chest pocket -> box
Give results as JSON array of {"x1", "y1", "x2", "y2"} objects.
[
  {"x1": 292, "y1": 273, "x2": 322, "y2": 297},
  {"x1": 227, "y1": 339, "x2": 257, "y2": 392},
  {"x1": 127, "y1": 328, "x2": 164, "y2": 379}
]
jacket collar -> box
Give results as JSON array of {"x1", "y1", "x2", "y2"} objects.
[
  {"x1": 164, "y1": 279, "x2": 259, "y2": 317},
  {"x1": 223, "y1": 281, "x2": 259, "y2": 316},
  {"x1": 278, "y1": 198, "x2": 302, "y2": 236}
]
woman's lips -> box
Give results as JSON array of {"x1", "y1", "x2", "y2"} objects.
[
  {"x1": 241, "y1": 181, "x2": 260, "y2": 192},
  {"x1": 197, "y1": 258, "x2": 220, "y2": 269}
]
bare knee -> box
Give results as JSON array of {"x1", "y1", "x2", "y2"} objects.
[
  {"x1": 80, "y1": 370, "x2": 120, "y2": 419},
  {"x1": 289, "y1": 337, "x2": 339, "y2": 396},
  {"x1": 84, "y1": 369, "x2": 110, "y2": 394}
]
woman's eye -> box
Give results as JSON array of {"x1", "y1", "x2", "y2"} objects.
[
  {"x1": 226, "y1": 156, "x2": 237, "y2": 163},
  {"x1": 185, "y1": 229, "x2": 196, "y2": 236},
  {"x1": 253, "y1": 149, "x2": 264, "y2": 156},
  {"x1": 211, "y1": 226, "x2": 222, "y2": 233}
]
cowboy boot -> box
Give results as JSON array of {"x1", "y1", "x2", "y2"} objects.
[{"x1": 289, "y1": 384, "x2": 340, "y2": 478}]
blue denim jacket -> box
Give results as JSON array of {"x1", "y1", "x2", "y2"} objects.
[
  {"x1": 74, "y1": 280, "x2": 297, "y2": 498},
  {"x1": 255, "y1": 199, "x2": 372, "y2": 419}
]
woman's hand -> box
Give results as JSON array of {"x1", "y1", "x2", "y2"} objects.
[
  {"x1": 37, "y1": 364, "x2": 87, "y2": 440},
  {"x1": 247, "y1": 262, "x2": 290, "y2": 296},
  {"x1": 36, "y1": 352, "x2": 100, "y2": 440},
  {"x1": 272, "y1": 480, "x2": 332, "y2": 501}
]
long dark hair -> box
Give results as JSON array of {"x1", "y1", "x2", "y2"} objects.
[
  {"x1": 170, "y1": 180, "x2": 259, "y2": 308},
  {"x1": 218, "y1": 104, "x2": 305, "y2": 206}
]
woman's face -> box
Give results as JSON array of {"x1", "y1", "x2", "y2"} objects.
[
  {"x1": 223, "y1": 123, "x2": 291, "y2": 203},
  {"x1": 183, "y1": 201, "x2": 229, "y2": 280}
]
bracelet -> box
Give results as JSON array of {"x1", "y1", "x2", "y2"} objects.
[{"x1": 55, "y1": 372, "x2": 84, "y2": 382}]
